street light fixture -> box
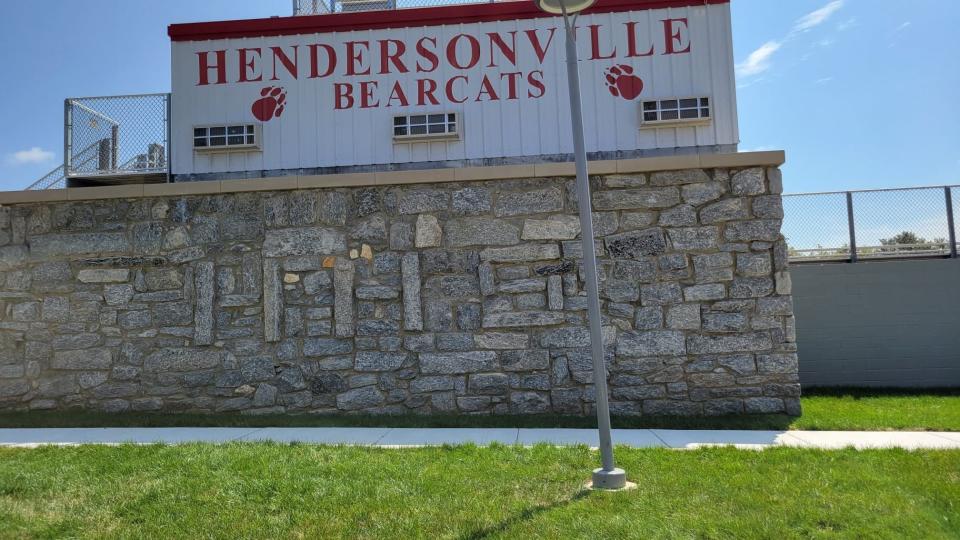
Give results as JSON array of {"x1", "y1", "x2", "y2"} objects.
[{"x1": 532, "y1": 0, "x2": 627, "y2": 491}]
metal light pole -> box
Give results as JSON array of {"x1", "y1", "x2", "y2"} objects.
[{"x1": 532, "y1": 0, "x2": 626, "y2": 490}]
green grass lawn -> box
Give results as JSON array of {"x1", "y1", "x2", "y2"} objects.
[
  {"x1": 792, "y1": 388, "x2": 960, "y2": 432},
  {"x1": 1, "y1": 388, "x2": 958, "y2": 431},
  {"x1": 0, "y1": 444, "x2": 958, "y2": 538}
]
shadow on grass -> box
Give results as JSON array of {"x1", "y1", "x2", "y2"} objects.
[
  {"x1": 0, "y1": 410, "x2": 797, "y2": 431},
  {"x1": 458, "y1": 488, "x2": 592, "y2": 540},
  {"x1": 802, "y1": 386, "x2": 960, "y2": 399}
]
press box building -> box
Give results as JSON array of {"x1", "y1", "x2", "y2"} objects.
[{"x1": 0, "y1": 0, "x2": 799, "y2": 417}]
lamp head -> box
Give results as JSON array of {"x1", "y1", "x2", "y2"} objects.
[{"x1": 533, "y1": 0, "x2": 596, "y2": 15}]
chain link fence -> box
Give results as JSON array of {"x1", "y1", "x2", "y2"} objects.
[
  {"x1": 783, "y1": 185, "x2": 959, "y2": 262},
  {"x1": 65, "y1": 93, "x2": 169, "y2": 179},
  {"x1": 293, "y1": 0, "x2": 503, "y2": 14}
]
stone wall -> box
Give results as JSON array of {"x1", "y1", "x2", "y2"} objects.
[{"x1": 0, "y1": 163, "x2": 799, "y2": 416}]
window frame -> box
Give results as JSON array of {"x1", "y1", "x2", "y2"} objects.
[
  {"x1": 192, "y1": 123, "x2": 261, "y2": 152},
  {"x1": 639, "y1": 97, "x2": 712, "y2": 128},
  {"x1": 392, "y1": 112, "x2": 461, "y2": 142}
]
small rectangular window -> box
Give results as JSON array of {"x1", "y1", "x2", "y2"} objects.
[
  {"x1": 392, "y1": 112, "x2": 460, "y2": 142},
  {"x1": 639, "y1": 97, "x2": 712, "y2": 127},
  {"x1": 193, "y1": 124, "x2": 260, "y2": 151}
]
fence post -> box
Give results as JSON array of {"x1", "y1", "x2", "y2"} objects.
[
  {"x1": 63, "y1": 99, "x2": 73, "y2": 177},
  {"x1": 947, "y1": 187, "x2": 957, "y2": 259},
  {"x1": 846, "y1": 191, "x2": 857, "y2": 262},
  {"x1": 165, "y1": 93, "x2": 173, "y2": 183}
]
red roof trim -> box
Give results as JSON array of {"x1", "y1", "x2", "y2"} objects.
[{"x1": 169, "y1": 0, "x2": 727, "y2": 42}]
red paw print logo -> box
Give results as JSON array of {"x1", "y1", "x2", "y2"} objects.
[
  {"x1": 252, "y1": 86, "x2": 287, "y2": 122},
  {"x1": 604, "y1": 65, "x2": 644, "y2": 101}
]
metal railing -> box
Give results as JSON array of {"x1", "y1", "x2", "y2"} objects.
[
  {"x1": 783, "y1": 185, "x2": 958, "y2": 262},
  {"x1": 63, "y1": 93, "x2": 170, "y2": 180},
  {"x1": 293, "y1": 0, "x2": 502, "y2": 14}
]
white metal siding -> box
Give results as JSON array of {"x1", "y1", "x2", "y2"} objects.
[{"x1": 171, "y1": 4, "x2": 737, "y2": 176}]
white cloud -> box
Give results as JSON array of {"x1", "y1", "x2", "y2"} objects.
[
  {"x1": 892, "y1": 21, "x2": 911, "y2": 34},
  {"x1": 836, "y1": 17, "x2": 858, "y2": 31},
  {"x1": 815, "y1": 77, "x2": 834, "y2": 85},
  {"x1": 736, "y1": 1, "x2": 845, "y2": 81},
  {"x1": 7, "y1": 147, "x2": 55, "y2": 165},
  {"x1": 736, "y1": 41, "x2": 782, "y2": 77},
  {"x1": 793, "y1": 1, "x2": 845, "y2": 33}
]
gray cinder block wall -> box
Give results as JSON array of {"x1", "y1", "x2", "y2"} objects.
[
  {"x1": 793, "y1": 259, "x2": 960, "y2": 388},
  {"x1": 0, "y1": 164, "x2": 799, "y2": 416}
]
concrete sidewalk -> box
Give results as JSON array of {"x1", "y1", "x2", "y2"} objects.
[{"x1": 1, "y1": 427, "x2": 959, "y2": 450}]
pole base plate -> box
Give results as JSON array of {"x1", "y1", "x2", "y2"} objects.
[{"x1": 589, "y1": 467, "x2": 630, "y2": 490}]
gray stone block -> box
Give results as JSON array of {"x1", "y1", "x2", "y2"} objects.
[
  {"x1": 445, "y1": 217, "x2": 520, "y2": 248},
  {"x1": 475, "y1": 332, "x2": 529, "y2": 349},
  {"x1": 31, "y1": 232, "x2": 130, "y2": 257},
  {"x1": 494, "y1": 188, "x2": 563, "y2": 217},
  {"x1": 501, "y1": 349, "x2": 550, "y2": 371},
  {"x1": 521, "y1": 216, "x2": 580, "y2": 240},
  {"x1": 604, "y1": 228, "x2": 666, "y2": 259},
  {"x1": 649, "y1": 169, "x2": 711, "y2": 186},
  {"x1": 686, "y1": 333, "x2": 773, "y2": 354},
  {"x1": 725, "y1": 220, "x2": 782, "y2": 242},
  {"x1": 143, "y1": 348, "x2": 226, "y2": 372},
  {"x1": 356, "y1": 286, "x2": 400, "y2": 300},
  {"x1": 337, "y1": 386, "x2": 385, "y2": 410},
  {"x1": 681, "y1": 182, "x2": 724, "y2": 205},
  {"x1": 303, "y1": 338, "x2": 353, "y2": 357},
  {"x1": 509, "y1": 391, "x2": 551, "y2": 413},
  {"x1": 420, "y1": 351, "x2": 497, "y2": 374},
  {"x1": 480, "y1": 244, "x2": 560, "y2": 263},
  {"x1": 668, "y1": 227, "x2": 719, "y2": 251},
  {"x1": 355, "y1": 352, "x2": 408, "y2": 372},
  {"x1": 469, "y1": 373, "x2": 509, "y2": 395},
  {"x1": 453, "y1": 187, "x2": 491, "y2": 215},
  {"x1": 617, "y1": 330, "x2": 686, "y2": 357},
  {"x1": 398, "y1": 189, "x2": 450, "y2": 215},
  {"x1": 482, "y1": 311, "x2": 565, "y2": 328},
  {"x1": 593, "y1": 188, "x2": 680, "y2": 210},
  {"x1": 263, "y1": 228, "x2": 346, "y2": 257},
  {"x1": 666, "y1": 304, "x2": 701, "y2": 330},
  {"x1": 263, "y1": 258, "x2": 282, "y2": 342},
  {"x1": 641, "y1": 283, "x2": 683, "y2": 306},
  {"x1": 731, "y1": 168, "x2": 766, "y2": 196}
]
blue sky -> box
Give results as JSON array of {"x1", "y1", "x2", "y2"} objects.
[{"x1": 0, "y1": 0, "x2": 957, "y2": 193}]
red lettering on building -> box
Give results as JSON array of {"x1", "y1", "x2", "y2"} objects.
[
  {"x1": 386, "y1": 81, "x2": 409, "y2": 107},
  {"x1": 359, "y1": 81, "x2": 379, "y2": 108},
  {"x1": 624, "y1": 22, "x2": 655, "y2": 57},
  {"x1": 662, "y1": 18, "x2": 691, "y2": 54},
  {"x1": 270, "y1": 46, "x2": 299, "y2": 80},
  {"x1": 379, "y1": 40, "x2": 409, "y2": 74},
  {"x1": 446, "y1": 34, "x2": 481, "y2": 70},
  {"x1": 417, "y1": 79, "x2": 440, "y2": 106},
  {"x1": 527, "y1": 70, "x2": 546, "y2": 98},
  {"x1": 415, "y1": 37, "x2": 439, "y2": 73},
  {"x1": 523, "y1": 28, "x2": 556, "y2": 64},
  {"x1": 499, "y1": 72, "x2": 521, "y2": 100},
  {"x1": 308, "y1": 44, "x2": 337, "y2": 78},
  {"x1": 345, "y1": 41, "x2": 371, "y2": 75},
  {"x1": 475, "y1": 74, "x2": 499, "y2": 101},
  {"x1": 197, "y1": 50, "x2": 227, "y2": 86},
  {"x1": 589, "y1": 25, "x2": 616, "y2": 60},
  {"x1": 445, "y1": 76, "x2": 469, "y2": 104},
  {"x1": 238, "y1": 48, "x2": 263, "y2": 82},
  {"x1": 334, "y1": 83, "x2": 353, "y2": 109},
  {"x1": 486, "y1": 32, "x2": 517, "y2": 68}
]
